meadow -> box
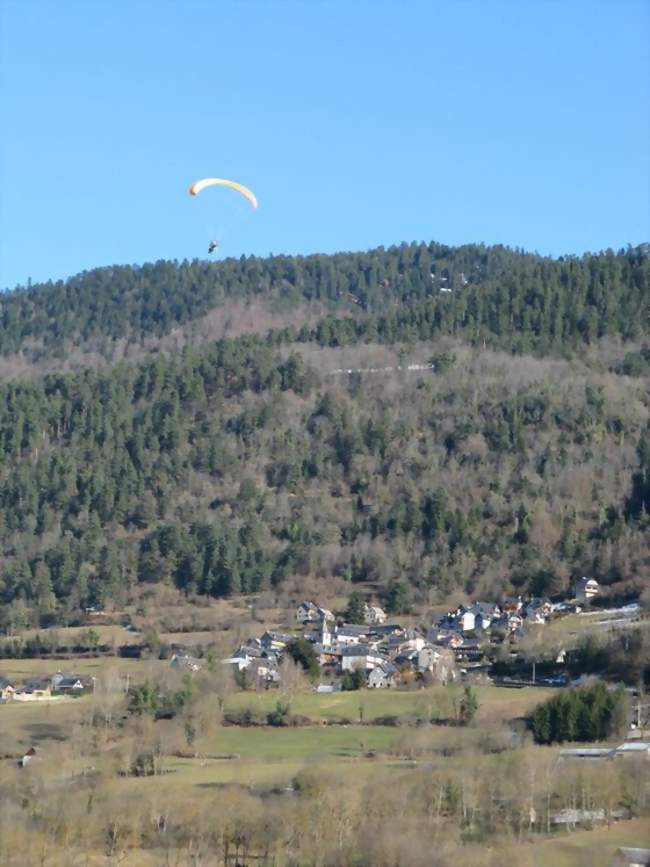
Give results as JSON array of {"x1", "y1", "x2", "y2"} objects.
[
  {"x1": 1, "y1": 657, "x2": 647, "y2": 867},
  {"x1": 520, "y1": 817, "x2": 650, "y2": 867},
  {"x1": 151, "y1": 725, "x2": 402, "y2": 788},
  {"x1": 0, "y1": 655, "x2": 163, "y2": 679},
  {"x1": 225, "y1": 683, "x2": 551, "y2": 724}
]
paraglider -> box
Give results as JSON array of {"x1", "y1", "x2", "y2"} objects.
[
  {"x1": 188, "y1": 177, "x2": 258, "y2": 254},
  {"x1": 188, "y1": 178, "x2": 258, "y2": 210}
]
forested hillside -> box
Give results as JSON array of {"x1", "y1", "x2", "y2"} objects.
[
  {"x1": 2, "y1": 242, "x2": 648, "y2": 366},
  {"x1": 0, "y1": 241, "x2": 649, "y2": 628}
]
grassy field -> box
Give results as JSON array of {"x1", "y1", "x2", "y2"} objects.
[
  {"x1": 16, "y1": 623, "x2": 137, "y2": 645},
  {"x1": 0, "y1": 681, "x2": 548, "y2": 784},
  {"x1": 0, "y1": 692, "x2": 91, "y2": 749},
  {"x1": 0, "y1": 655, "x2": 164, "y2": 680},
  {"x1": 226, "y1": 684, "x2": 551, "y2": 723},
  {"x1": 146, "y1": 725, "x2": 402, "y2": 788},
  {"x1": 542, "y1": 609, "x2": 649, "y2": 645},
  {"x1": 0, "y1": 657, "x2": 160, "y2": 748},
  {"x1": 2, "y1": 670, "x2": 645, "y2": 866},
  {"x1": 207, "y1": 723, "x2": 396, "y2": 759},
  {"x1": 523, "y1": 817, "x2": 650, "y2": 867},
  {"x1": 0, "y1": 678, "x2": 548, "y2": 753},
  {"x1": 0, "y1": 650, "x2": 552, "y2": 722}
]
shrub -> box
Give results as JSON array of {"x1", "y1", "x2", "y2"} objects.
[
  {"x1": 342, "y1": 669, "x2": 366, "y2": 691},
  {"x1": 459, "y1": 686, "x2": 478, "y2": 724},
  {"x1": 267, "y1": 700, "x2": 291, "y2": 727}
]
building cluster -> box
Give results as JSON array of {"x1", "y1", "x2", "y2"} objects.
[
  {"x1": 427, "y1": 579, "x2": 601, "y2": 664},
  {"x1": 428, "y1": 596, "x2": 552, "y2": 654},
  {"x1": 0, "y1": 671, "x2": 90, "y2": 703},
  {"x1": 295, "y1": 601, "x2": 386, "y2": 625},
  {"x1": 222, "y1": 578, "x2": 604, "y2": 688},
  {"x1": 224, "y1": 600, "x2": 456, "y2": 689}
]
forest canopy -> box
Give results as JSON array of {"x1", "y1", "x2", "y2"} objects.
[
  {"x1": 0, "y1": 240, "x2": 648, "y2": 624},
  {"x1": 2, "y1": 242, "x2": 648, "y2": 362}
]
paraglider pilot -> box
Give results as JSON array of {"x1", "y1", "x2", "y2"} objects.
[{"x1": 208, "y1": 241, "x2": 219, "y2": 254}]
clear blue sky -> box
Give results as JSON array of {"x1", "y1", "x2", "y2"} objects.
[{"x1": 1, "y1": 0, "x2": 648, "y2": 289}]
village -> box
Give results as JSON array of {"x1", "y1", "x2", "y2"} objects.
[
  {"x1": 1, "y1": 577, "x2": 648, "y2": 865},
  {"x1": 0, "y1": 574, "x2": 620, "y2": 702},
  {"x1": 217, "y1": 576, "x2": 610, "y2": 691}
]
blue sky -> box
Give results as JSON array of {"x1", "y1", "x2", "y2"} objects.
[{"x1": 1, "y1": 0, "x2": 648, "y2": 289}]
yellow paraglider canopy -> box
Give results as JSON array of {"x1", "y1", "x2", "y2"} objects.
[{"x1": 188, "y1": 178, "x2": 258, "y2": 209}]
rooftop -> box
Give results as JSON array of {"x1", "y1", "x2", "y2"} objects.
[
  {"x1": 616, "y1": 848, "x2": 650, "y2": 863},
  {"x1": 615, "y1": 742, "x2": 650, "y2": 753},
  {"x1": 340, "y1": 644, "x2": 382, "y2": 656}
]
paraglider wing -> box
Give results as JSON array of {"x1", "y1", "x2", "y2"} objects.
[{"x1": 188, "y1": 178, "x2": 258, "y2": 209}]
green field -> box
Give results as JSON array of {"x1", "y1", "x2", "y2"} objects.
[
  {"x1": 2, "y1": 671, "x2": 644, "y2": 865},
  {"x1": 0, "y1": 666, "x2": 554, "y2": 794},
  {"x1": 0, "y1": 680, "x2": 549, "y2": 789},
  {"x1": 226, "y1": 684, "x2": 550, "y2": 723},
  {"x1": 146, "y1": 725, "x2": 402, "y2": 788},
  {"x1": 0, "y1": 653, "x2": 552, "y2": 724},
  {"x1": 208, "y1": 723, "x2": 396, "y2": 759}
]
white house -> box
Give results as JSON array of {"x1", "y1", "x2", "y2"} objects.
[
  {"x1": 340, "y1": 644, "x2": 384, "y2": 672},
  {"x1": 296, "y1": 601, "x2": 319, "y2": 623},
  {"x1": 575, "y1": 577, "x2": 600, "y2": 603},
  {"x1": 20, "y1": 747, "x2": 38, "y2": 767},
  {"x1": 458, "y1": 610, "x2": 476, "y2": 632},
  {"x1": 364, "y1": 604, "x2": 387, "y2": 625},
  {"x1": 416, "y1": 645, "x2": 438, "y2": 669},
  {"x1": 0, "y1": 677, "x2": 15, "y2": 701},
  {"x1": 246, "y1": 658, "x2": 280, "y2": 685},
  {"x1": 416, "y1": 645, "x2": 457, "y2": 683},
  {"x1": 469, "y1": 602, "x2": 500, "y2": 630},
  {"x1": 54, "y1": 676, "x2": 85, "y2": 692},
  {"x1": 335, "y1": 624, "x2": 368, "y2": 645},
  {"x1": 224, "y1": 646, "x2": 257, "y2": 671}
]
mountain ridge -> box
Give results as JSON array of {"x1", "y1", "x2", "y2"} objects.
[
  {"x1": 2, "y1": 240, "x2": 647, "y2": 372},
  {"x1": 0, "y1": 239, "x2": 648, "y2": 629}
]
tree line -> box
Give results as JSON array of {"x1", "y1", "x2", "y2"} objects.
[
  {"x1": 528, "y1": 681, "x2": 629, "y2": 744},
  {"x1": 2, "y1": 241, "x2": 647, "y2": 361}
]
